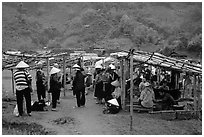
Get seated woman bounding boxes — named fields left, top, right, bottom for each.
left=155, top=90, right=177, bottom=110
left=159, top=80, right=169, bottom=90
left=139, top=82, right=155, bottom=108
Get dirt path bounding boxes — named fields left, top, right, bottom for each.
left=24, top=91, right=117, bottom=135
left=2, top=90, right=202, bottom=135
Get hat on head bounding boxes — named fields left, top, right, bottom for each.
left=73, top=64, right=80, bottom=68
left=109, top=64, right=116, bottom=70
left=53, top=63, right=59, bottom=68
left=49, top=67, right=61, bottom=75
left=87, top=71, right=92, bottom=75
left=16, top=61, right=29, bottom=68
left=108, top=98, right=119, bottom=106
left=111, top=80, right=120, bottom=87
left=95, top=65, right=103, bottom=69
left=144, top=82, right=151, bottom=87
left=37, top=61, right=43, bottom=68
left=144, top=64, right=148, bottom=67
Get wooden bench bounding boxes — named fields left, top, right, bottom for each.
left=126, top=103, right=153, bottom=113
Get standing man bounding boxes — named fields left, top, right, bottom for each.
left=48, top=67, right=61, bottom=111
left=72, top=64, right=86, bottom=108
left=14, top=61, right=32, bottom=116
left=36, top=62, right=46, bottom=102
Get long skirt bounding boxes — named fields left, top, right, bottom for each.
left=94, top=81, right=104, bottom=99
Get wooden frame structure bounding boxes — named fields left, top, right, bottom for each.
left=3, top=51, right=84, bottom=98
left=111, top=49, right=202, bottom=130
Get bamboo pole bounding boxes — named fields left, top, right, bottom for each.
left=193, top=74, right=197, bottom=116
left=63, top=55, right=66, bottom=96
left=47, top=58, right=50, bottom=101
left=175, top=73, right=178, bottom=89
left=11, top=69, right=15, bottom=94
left=157, top=67, right=160, bottom=83
left=123, top=59, right=127, bottom=109
left=63, top=56, right=66, bottom=96
left=197, top=76, right=201, bottom=115
left=130, top=49, right=134, bottom=131
left=120, top=59, right=124, bottom=109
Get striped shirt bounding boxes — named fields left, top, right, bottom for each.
left=14, top=69, right=32, bottom=91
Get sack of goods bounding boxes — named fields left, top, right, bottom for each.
left=31, top=100, right=47, bottom=111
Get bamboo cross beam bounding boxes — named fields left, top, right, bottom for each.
left=120, top=50, right=202, bottom=71
left=3, top=52, right=68, bottom=58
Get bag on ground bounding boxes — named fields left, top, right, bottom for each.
left=13, top=104, right=19, bottom=116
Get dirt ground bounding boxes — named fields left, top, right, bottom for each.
left=2, top=90, right=202, bottom=135
left=2, top=70, right=202, bottom=135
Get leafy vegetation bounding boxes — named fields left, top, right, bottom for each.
left=2, top=2, right=202, bottom=59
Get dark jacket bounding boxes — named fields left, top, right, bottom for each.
left=49, top=74, right=61, bottom=93
left=72, top=71, right=85, bottom=91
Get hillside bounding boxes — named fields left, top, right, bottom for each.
left=2, top=2, right=202, bottom=59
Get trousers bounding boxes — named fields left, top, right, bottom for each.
left=16, top=87, right=31, bottom=115
left=52, top=90, right=60, bottom=108
left=75, top=88, right=85, bottom=107
left=36, top=81, right=46, bottom=101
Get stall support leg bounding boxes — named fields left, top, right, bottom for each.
left=193, top=74, right=197, bottom=117
left=130, top=49, right=134, bottom=131
left=63, top=56, right=66, bottom=96
left=11, top=69, right=15, bottom=95
left=47, top=58, right=50, bottom=102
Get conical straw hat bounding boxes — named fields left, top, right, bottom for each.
left=49, top=67, right=61, bottom=75
left=95, top=65, right=102, bottom=69
left=108, top=98, right=119, bottom=106
left=15, top=61, right=29, bottom=68
left=109, top=64, right=116, bottom=70
left=144, top=82, right=151, bottom=87
left=111, top=80, right=120, bottom=87
left=73, top=64, right=80, bottom=68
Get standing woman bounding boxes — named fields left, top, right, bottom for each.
left=14, top=61, right=32, bottom=116
left=72, top=64, right=86, bottom=108
left=48, top=67, right=61, bottom=111
left=36, top=62, right=46, bottom=102
left=94, top=66, right=104, bottom=104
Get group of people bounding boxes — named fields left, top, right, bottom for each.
left=130, top=65, right=177, bottom=110
left=13, top=61, right=64, bottom=116
left=93, top=64, right=122, bottom=113
left=13, top=60, right=92, bottom=116
left=13, top=59, right=177, bottom=117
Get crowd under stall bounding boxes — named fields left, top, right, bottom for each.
left=110, top=50, right=202, bottom=119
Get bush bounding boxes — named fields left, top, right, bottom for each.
left=187, top=34, right=202, bottom=52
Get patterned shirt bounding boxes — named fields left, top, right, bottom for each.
left=14, top=69, right=32, bottom=91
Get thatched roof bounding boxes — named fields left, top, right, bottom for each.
left=110, top=51, right=202, bottom=74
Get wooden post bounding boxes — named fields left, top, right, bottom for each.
left=81, top=56, right=84, bottom=68
left=120, top=59, right=124, bottom=109
left=175, top=72, right=178, bottom=89
left=193, top=74, right=197, bottom=116
left=123, top=59, right=127, bottom=109
left=157, top=67, right=160, bottom=83
left=63, top=55, right=66, bottom=96
left=130, top=49, right=134, bottom=131
left=11, top=69, right=15, bottom=94
left=197, top=75, right=201, bottom=117
left=47, top=58, right=50, bottom=101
